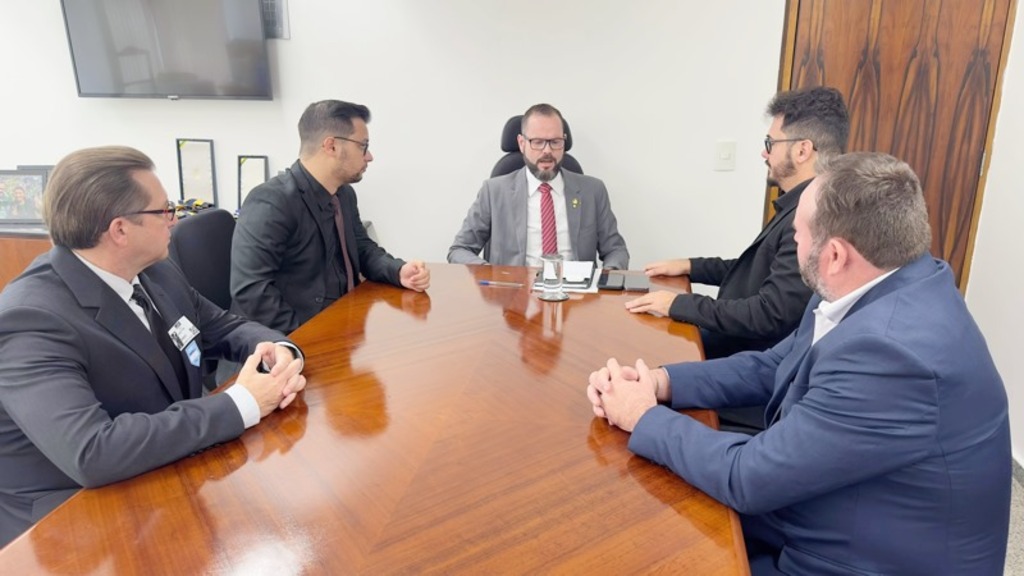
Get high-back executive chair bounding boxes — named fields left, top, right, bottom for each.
left=168, top=208, right=236, bottom=389
left=491, top=114, right=583, bottom=178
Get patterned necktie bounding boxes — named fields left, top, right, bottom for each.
left=539, top=182, right=558, bottom=255
left=131, top=283, right=189, bottom=398
left=330, top=194, right=356, bottom=293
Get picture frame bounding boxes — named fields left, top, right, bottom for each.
left=0, top=168, right=49, bottom=225
left=176, top=138, right=217, bottom=205
left=237, top=155, right=269, bottom=207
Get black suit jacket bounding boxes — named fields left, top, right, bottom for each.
left=231, top=161, right=405, bottom=333
left=0, top=247, right=290, bottom=546
left=669, top=179, right=814, bottom=358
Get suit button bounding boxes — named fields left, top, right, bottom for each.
left=314, top=297, right=323, bottom=303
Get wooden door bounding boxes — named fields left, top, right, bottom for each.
left=778, top=0, right=1017, bottom=289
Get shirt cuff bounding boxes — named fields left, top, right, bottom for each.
left=276, top=341, right=304, bottom=370
left=224, top=384, right=260, bottom=429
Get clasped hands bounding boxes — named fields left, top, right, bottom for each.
left=237, top=342, right=307, bottom=418
left=587, top=358, right=671, bottom=432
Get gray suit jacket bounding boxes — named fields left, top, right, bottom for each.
left=0, top=247, right=290, bottom=546
left=447, top=167, right=629, bottom=269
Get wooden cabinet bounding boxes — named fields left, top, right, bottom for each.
left=0, top=233, right=52, bottom=290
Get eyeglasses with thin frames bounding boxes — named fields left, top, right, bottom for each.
left=333, top=135, right=370, bottom=155
left=122, top=201, right=177, bottom=221
left=764, top=135, right=816, bottom=154
left=522, top=136, right=566, bottom=151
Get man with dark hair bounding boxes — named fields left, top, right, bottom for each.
left=448, top=103, right=629, bottom=269
left=232, top=99, right=430, bottom=333
left=627, top=86, right=848, bottom=432
left=587, top=153, right=1011, bottom=575
left=628, top=86, right=849, bottom=359
left=0, top=146, right=307, bottom=546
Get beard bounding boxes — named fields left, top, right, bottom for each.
left=799, top=241, right=835, bottom=301
left=766, top=154, right=797, bottom=188
left=524, top=154, right=561, bottom=182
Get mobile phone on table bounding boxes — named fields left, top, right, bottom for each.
left=623, top=275, right=650, bottom=293
left=598, top=271, right=625, bottom=290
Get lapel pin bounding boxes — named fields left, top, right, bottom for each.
left=571, top=198, right=580, bottom=209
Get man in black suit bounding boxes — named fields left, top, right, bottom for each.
left=627, top=87, right=849, bottom=361
left=0, top=146, right=306, bottom=546
left=231, top=100, right=430, bottom=333
left=626, top=87, right=848, bottom=432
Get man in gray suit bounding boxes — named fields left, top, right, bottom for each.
left=0, top=146, right=307, bottom=547
left=448, top=104, right=629, bottom=269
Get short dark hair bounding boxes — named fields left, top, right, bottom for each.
left=812, top=152, right=932, bottom=269
left=767, top=86, right=850, bottom=162
left=298, top=100, right=371, bottom=156
left=521, top=103, right=564, bottom=133
left=44, top=146, right=154, bottom=249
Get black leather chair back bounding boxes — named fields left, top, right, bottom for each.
left=491, top=115, right=583, bottom=177
left=168, top=209, right=235, bottom=310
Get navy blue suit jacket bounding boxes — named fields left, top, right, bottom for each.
left=630, top=255, right=1011, bottom=575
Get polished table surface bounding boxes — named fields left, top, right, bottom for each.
left=0, top=264, right=748, bottom=575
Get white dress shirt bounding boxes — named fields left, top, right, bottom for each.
left=811, top=268, right=899, bottom=345
left=524, top=170, right=573, bottom=267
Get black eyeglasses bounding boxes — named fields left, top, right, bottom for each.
left=333, top=135, right=370, bottom=155
left=522, top=136, right=566, bottom=151
left=122, top=201, right=177, bottom=221
left=764, top=135, right=815, bottom=154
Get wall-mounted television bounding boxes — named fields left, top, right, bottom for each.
left=60, top=0, right=271, bottom=100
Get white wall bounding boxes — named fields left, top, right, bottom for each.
left=0, top=0, right=785, bottom=268
left=0, top=1, right=1019, bottom=465
left=966, top=12, right=1024, bottom=467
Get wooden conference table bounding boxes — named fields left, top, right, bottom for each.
left=0, top=264, right=749, bottom=575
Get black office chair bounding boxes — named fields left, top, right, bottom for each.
left=168, top=208, right=235, bottom=310
left=491, top=115, right=584, bottom=177
left=168, top=209, right=235, bottom=389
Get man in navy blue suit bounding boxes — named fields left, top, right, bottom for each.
left=587, top=152, right=1011, bottom=575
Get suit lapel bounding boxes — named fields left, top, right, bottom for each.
left=51, top=248, right=184, bottom=402
left=562, top=171, right=582, bottom=259
left=512, top=169, right=529, bottom=265
left=764, top=298, right=818, bottom=426
left=140, top=274, right=199, bottom=399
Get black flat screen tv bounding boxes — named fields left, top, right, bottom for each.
left=60, top=0, right=271, bottom=100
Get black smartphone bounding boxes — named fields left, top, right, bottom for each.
left=598, top=271, right=625, bottom=290
left=623, top=275, right=650, bottom=293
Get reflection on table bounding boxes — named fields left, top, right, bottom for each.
left=0, top=264, right=747, bottom=574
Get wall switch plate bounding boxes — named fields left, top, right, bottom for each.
left=714, top=140, right=736, bottom=171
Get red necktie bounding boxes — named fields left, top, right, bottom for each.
left=539, top=182, right=557, bottom=255
left=330, top=195, right=356, bottom=293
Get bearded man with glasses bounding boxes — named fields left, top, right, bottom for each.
left=448, top=103, right=629, bottom=269
left=625, top=86, right=849, bottom=433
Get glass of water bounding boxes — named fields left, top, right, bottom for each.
left=538, top=253, right=568, bottom=301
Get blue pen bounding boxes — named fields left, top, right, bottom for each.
left=479, top=280, right=523, bottom=288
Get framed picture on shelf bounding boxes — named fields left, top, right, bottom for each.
left=0, top=167, right=49, bottom=224
left=176, top=138, right=217, bottom=205
left=237, top=155, right=268, bottom=207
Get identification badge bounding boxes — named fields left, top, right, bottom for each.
left=168, top=316, right=200, bottom=350
left=185, top=340, right=202, bottom=367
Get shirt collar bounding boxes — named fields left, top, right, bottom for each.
left=72, top=251, right=139, bottom=304
left=293, top=160, right=335, bottom=209
left=525, top=168, right=564, bottom=197
left=816, top=267, right=900, bottom=326
left=772, top=177, right=814, bottom=213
